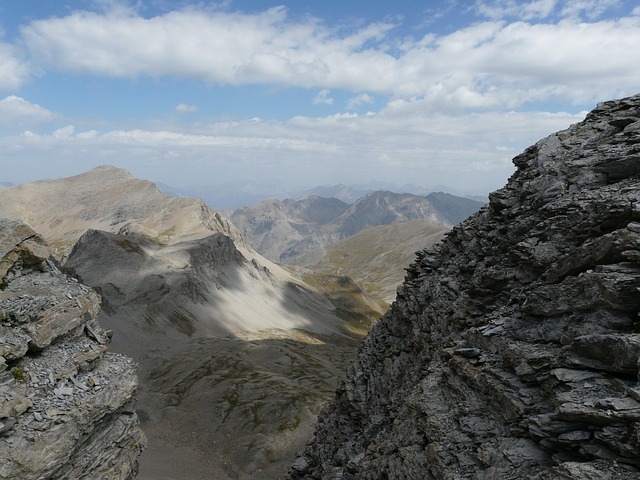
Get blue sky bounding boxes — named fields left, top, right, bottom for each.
left=1, top=0, right=639, bottom=196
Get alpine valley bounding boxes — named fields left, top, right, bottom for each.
left=2, top=94, right=639, bottom=480
left=0, top=165, right=477, bottom=478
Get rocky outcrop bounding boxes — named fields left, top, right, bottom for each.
left=0, top=219, right=145, bottom=479
left=291, top=95, right=640, bottom=479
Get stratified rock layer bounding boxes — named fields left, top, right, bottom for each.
left=291, top=95, right=640, bottom=479
left=0, top=219, right=145, bottom=479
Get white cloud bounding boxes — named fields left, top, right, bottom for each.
left=21, top=6, right=396, bottom=89
left=53, top=125, right=75, bottom=138
left=560, top=0, right=621, bottom=20
left=313, top=89, right=334, bottom=105
left=76, top=129, right=98, bottom=139
left=347, top=93, right=374, bottom=109
left=0, top=43, right=29, bottom=90
left=475, top=0, right=560, bottom=20
left=0, top=96, right=56, bottom=130
left=176, top=103, right=198, bottom=113
left=17, top=5, right=640, bottom=112
left=0, top=106, right=584, bottom=194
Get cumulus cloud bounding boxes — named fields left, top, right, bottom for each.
left=347, top=93, right=374, bottom=109
left=0, top=96, right=56, bottom=130
left=176, top=103, right=198, bottom=113
left=16, top=5, right=640, bottom=112
left=391, top=18, right=640, bottom=108
left=313, top=89, right=334, bottom=105
left=53, top=125, right=75, bottom=138
left=21, top=6, right=395, bottom=89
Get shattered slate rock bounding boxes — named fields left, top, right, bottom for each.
left=0, top=219, right=145, bottom=479
left=290, top=95, right=640, bottom=479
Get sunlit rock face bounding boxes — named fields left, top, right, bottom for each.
left=291, top=95, right=640, bottom=479
left=0, top=219, right=146, bottom=480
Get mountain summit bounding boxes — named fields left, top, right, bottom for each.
left=291, top=96, right=640, bottom=479
left=0, top=165, right=248, bottom=260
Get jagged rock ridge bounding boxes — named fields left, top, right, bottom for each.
left=0, top=165, right=249, bottom=261
left=291, top=95, right=640, bottom=479
left=231, top=190, right=483, bottom=266
left=0, top=219, right=145, bottom=479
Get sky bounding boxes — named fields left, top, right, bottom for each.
left=0, top=0, right=639, bottom=197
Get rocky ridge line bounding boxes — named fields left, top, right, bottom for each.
left=0, top=219, right=145, bottom=479
left=290, top=94, right=640, bottom=479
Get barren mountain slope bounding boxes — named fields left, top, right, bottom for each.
left=0, top=165, right=251, bottom=261
left=330, top=190, right=452, bottom=238
left=65, top=228, right=364, bottom=338
left=0, top=166, right=385, bottom=479
left=230, top=196, right=349, bottom=265
left=312, top=220, right=449, bottom=304
left=424, top=191, right=486, bottom=224
left=232, top=190, right=483, bottom=267
left=291, top=95, right=640, bottom=479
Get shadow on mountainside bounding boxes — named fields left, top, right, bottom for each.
left=64, top=228, right=368, bottom=339
left=62, top=227, right=384, bottom=479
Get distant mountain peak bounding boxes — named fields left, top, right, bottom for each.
left=231, top=189, right=483, bottom=267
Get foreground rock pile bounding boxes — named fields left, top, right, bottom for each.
left=0, top=220, right=145, bottom=479
left=291, top=95, right=640, bottom=479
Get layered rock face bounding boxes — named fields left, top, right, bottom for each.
left=291, top=95, right=640, bottom=479
left=0, top=220, right=145, bottom=479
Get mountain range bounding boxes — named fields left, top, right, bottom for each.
left=2, top=93, right=639, bottom=480
left=230, top=190, right=484, bottom=266
left=158, top=179, right=487, bottom=211
left=0, top=166, right=385, bottom=478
